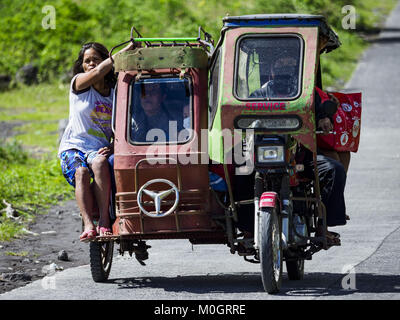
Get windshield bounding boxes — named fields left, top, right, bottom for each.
left=130, top=77, right=192, bottom=144
left=236, top=36, right=302, bottom=100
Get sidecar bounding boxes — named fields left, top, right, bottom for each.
left=87, top=29, right=231, bottom=282
left=87, top=14, right=344, bottom=294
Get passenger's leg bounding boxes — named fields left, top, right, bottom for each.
left=319, top=148, right=340, bottom=162
left=107, top=154, right=116, bottom=224
left=337, top=151, right=351, bottom=220
left=320, top=148, right=351, bottom=174
left=338, top=151, right=351, bottom=173
left=74, top=167, right=96, bottom=234
left=90, top=155, right=112, bottom=236
left=316, top=154, right=347, bottom=227
left=61, top=150, right=97, bottom=238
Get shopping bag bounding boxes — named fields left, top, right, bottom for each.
left=316, top=87, right=362, bottom=153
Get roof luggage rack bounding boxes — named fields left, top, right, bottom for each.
left=110, top=26, right=214, bottom=61
left=111, top=26, right=214, bottom=72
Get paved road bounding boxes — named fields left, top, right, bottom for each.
left=1, top=3, right=400, bottom=302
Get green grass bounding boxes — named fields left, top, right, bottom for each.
left=16, top=122, right=60, bottom=151
left=4, top=250, right=29, bottom=257
left=0, top=83, right=69, bottom=121
left=1, top=0, right=397, bottom=82
left=0, top=84, right=73, bottom=241
left=0, top=220, right=24, bottom=242
left=0, top=82, right=69, bottom=151
left=0, top=139, right=74, bottom=241
left=320, top=0, right=398, bottom=88
left=321, top=32, right=368, bottom=89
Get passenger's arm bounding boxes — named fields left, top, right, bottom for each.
left=97, top=146, right=112, bottom=158
left=315, top=91, right=338, bottom=123
left=318, top=117, right=333, bottom=134
left=74, top=43, right=135, bottom=91
left=315, top=89, right=336, bottom=134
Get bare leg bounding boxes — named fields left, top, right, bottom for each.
left=90, top=155, right=112, bottom=236
left=74, top=167, right=96, bottom=233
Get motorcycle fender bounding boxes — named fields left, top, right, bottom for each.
left=259, top=192, right=279, bottom=209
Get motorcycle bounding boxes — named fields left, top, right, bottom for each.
left=86, top=15, right=343, bottom=294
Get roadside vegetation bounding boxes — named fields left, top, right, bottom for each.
left=0, top=0, right=397, bottom=241
left=0, top=83, right=72, bottom=241
left=0, top=139, right=72, bottom=241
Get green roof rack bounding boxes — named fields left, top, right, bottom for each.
left=111, top=26, right=213, bottom=71
left=110, top=26, right=214, bottom=60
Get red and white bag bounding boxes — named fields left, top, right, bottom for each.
left=316, top=87, right=362, bottom=153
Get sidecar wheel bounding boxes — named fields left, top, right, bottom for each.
left=89, top=240, right=114, bottom=282
left=259, top=206, right=282, bottom=293
left=286, top=259, right=304, bottom=280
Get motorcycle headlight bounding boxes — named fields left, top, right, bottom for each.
left=257, top=145, right=284, bottom=163
left=235, top=116, right=301, bottom=131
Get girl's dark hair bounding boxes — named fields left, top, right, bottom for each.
left=73, top=42, right=116, bottom=88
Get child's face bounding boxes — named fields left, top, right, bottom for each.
left=82, top=48, right=103, bottom=73
left=142, top=91, right=163, bottom=117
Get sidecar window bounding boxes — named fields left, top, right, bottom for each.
left=129, top=77, right=192, bottom=144
left=235, top=35, right=302, bottom=100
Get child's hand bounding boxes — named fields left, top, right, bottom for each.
left=97, top=146, right=112, bottom=157
left=318, top=117, right=333, bottom=134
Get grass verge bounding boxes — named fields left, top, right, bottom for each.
left=0, top=84, right=74, bottom=241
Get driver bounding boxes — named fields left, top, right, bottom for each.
left=250, top=56, right=299, bottom=98
left=240, top=53, right=347, bottom=246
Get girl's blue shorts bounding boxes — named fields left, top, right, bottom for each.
left=60, top=149, right=94, bottom=187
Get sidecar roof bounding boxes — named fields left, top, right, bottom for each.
left=222, top=14, right=340, bottom=53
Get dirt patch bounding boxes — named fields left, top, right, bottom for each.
left=0, top=115, right=89, bottom=294
left=0, top=199, right=90, bottom=294
left=0, top=121, right=25, bottom=140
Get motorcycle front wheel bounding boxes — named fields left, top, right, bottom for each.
left=259, top=206, right=282, bottom=293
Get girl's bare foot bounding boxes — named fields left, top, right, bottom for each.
left=97, top=226, right=113, bottom=236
